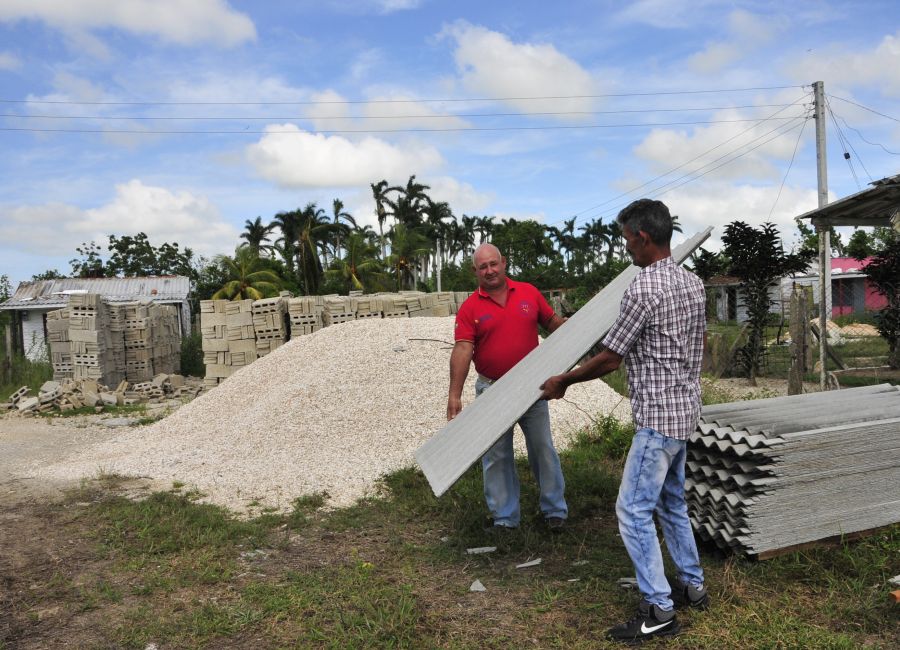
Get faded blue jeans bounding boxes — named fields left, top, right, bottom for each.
left=616, top=427, right=704, bottom=609
left=476, top=377, right=568, bottom=527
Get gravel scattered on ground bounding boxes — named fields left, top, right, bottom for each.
left=37, top=317, right=631, bottom=513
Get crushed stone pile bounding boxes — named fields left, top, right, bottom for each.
left=39, top=317, right=631, bottom=512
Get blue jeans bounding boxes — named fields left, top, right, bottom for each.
left=476, top=377, right=568, bottom=527
left=616, top=427, right=704, bottom=609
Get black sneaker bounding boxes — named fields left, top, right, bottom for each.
left=667, top=575, right=710, bottom=611
left=606, top=600, right=680, bottom=645
left=545, top=516, right=565, bottom=532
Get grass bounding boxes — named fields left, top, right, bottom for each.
left=3, top=413, right=897, bottom=649
left=0, top=354, right=52, bottom=402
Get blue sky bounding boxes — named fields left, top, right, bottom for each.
left=1, top=0, right=899, bottom=286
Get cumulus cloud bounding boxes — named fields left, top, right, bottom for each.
left=442, top=22, right=598, bottom=114
left=245, top=124, right=443, bottom=188
left=785, top=30, right=900, bottom=96
left=0, top=0, right=255, bottom=47
left=632, top=103, right=810, bottom=182
left=663, top=183, right=820, bottom=252
left=0, top=180, right=238, bottom=259
left=613, top=0, right=719, bottom=29
left=0, top=51, right=21, bottom=70
left=687, top=9, right=784, bottom=74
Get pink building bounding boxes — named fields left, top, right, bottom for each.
left=830, top=257, right=888, bottom=317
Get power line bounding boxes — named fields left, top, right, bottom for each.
left=834, top=115, right=900, bottom=156
left=825, top=97, right=867, bottom=188
left=0, top=103, right=799, bottom=121
left=0, top=116, right=806, bottom=135
left=572, top=94, right=813, bottom=217
left=0, top=85, right=805, bottom=106
left=768, top=117, right=808, bottom=219
left=827, top=94, right=900, bottom=123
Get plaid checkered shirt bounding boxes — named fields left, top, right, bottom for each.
left=602, top=256, right=706, bottom=440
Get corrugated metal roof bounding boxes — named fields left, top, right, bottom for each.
left=795, top=172, right=900, bottom=228
left=0, top=276, right=191, bottom=310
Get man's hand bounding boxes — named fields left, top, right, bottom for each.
left=539, top=375, right=568, bottom=400
left=447, top=395, right=463, bottom=420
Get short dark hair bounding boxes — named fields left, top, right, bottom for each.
left=616, top=199, right=673, bottom=245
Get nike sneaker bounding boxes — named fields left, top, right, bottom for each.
left=606, top=599, right=680, bottom=644
left=668, top=575, right=710, bottom=610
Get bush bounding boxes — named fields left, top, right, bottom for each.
left=180, top=331, right=204, bottom=378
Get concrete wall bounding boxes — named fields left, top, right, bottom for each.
left=20, top=309, right=48, bottom=361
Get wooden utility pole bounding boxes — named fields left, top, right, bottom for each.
left=813, top=80, right=830, bottom=391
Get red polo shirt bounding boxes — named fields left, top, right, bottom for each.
left=454, top=279, right=555, bottom=380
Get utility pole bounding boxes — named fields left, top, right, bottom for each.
left=436, top=239, right=442, bottom=292
left=813, top=80, right=830, bottom=391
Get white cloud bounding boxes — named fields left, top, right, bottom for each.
left=0, top=51, right=21, bottom=70
left=687, top=9, right=783, bottom=74
left=0, top=0, right=255, bottom=47
left=785, top=30, right=900, bottom=96
left=663, top=183, right=820, bottom=252
left=0, top=180, right=238, bottom=259
left=245, top=124, right=443, bottom=188
left=426, top=176, right=493, bottom=214
left=443, top=22, right=598, bottom=114
left=376, top=0, right=422, bottom=12
left=632, top=104, right=810, bottom=182
left=613, top=0, right=719, bottom=29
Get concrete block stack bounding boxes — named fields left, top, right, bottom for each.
left=287, top=296, right=323, bottom=336
left=379, top=295, right=409, bottom=319
left=200, top=299, right=230, bottom=388
left=433, top=292, right=455, bottom=317
left=252, top=297, right=288, bottom=357
left=47, top=308, right=73, bottom=380
left=150, top=304, right=181, bottom=376
left=122, top=302, right=155, bottom=382
left=354, top=295, right=383, bottom=320
left=68, top=293, right=121, bottom=386
left=404, top=292, right=439, bottom=317
left=323, top=296, right=356, bottom=326
left=455, top=291, right=471, bottom=307
left=225, top=299, right=257, bottom=368
left=106, top=304, right=128, bottom=382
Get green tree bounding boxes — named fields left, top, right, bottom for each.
left=371, top=180, right=397, bottom=259
left=861, top=233, right=900, bottom=369
left=31, top=269, right=66, bottom=281
left=70, top=241, right=106, bottom=277
left=240, top=216, right=275, bottom=256
left=326, top=231, right=385, bottom=292
left=211, top=247, right=281, bottom=300
left=690, top=248, right=729, bottom=282
left=794, top=219, right=844, bottom=256
left=722, top=221, right=815, bottom=384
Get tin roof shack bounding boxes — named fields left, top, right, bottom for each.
left=0, top=276, right=190, bottom=361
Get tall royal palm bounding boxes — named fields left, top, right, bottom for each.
left=296, top=202, right=333, bottom=295
left=371, top=180, right=397, bottom=260
left=272, top=209, right=300, bottom=280
left=326, top=231, right=384, bottom=292
left=240, top=216, right=276, bottom=256
left=331, top=198, right=356, bottom=263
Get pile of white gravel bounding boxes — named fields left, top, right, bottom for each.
left=39, top=317, right=631, bottom=513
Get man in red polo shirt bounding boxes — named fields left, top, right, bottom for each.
left=447, top=243, right=568, bottom=530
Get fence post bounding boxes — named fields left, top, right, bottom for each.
left=788, top=286, right=807, bottom=395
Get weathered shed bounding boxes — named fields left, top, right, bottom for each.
left=0, top=276, right=191, bottom=360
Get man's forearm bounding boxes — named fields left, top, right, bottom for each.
left=448, top=344, right=472, bottom=398
left=560, top=349, right=622, bottom=387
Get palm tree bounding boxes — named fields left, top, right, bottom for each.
left=212, top=247, right=281, bottom=300
left=296, top=202, right=333, bottom=295
left=331, top=198, right=356, bottom=262
left=387, top=223, right=432, bottom=290
left=326, top=231, right=385, bottom=291
left=371, top=180, right=397, bottom=259
left=239, top=216, right=276, bottom=256
left=272, top=209, right=300, bottom=280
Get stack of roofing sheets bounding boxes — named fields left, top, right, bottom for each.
left=687, top=384, right=900, bottom=558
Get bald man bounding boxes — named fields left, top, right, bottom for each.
left=448, top=243, right=568, bottom=531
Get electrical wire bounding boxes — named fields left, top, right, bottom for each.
left=768, top=117, right=808, bottom=220
left=0, top=85, right=805, bottom=106
left=827, top=94, right=900, bottom=123
left=834, top=115, right=900, bottom=156
left=571, top=93, right=813, bottom=218
left=0, top=116, right=807, bottom=135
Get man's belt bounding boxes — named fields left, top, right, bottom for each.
left=477, top=374, right=496, bottom=385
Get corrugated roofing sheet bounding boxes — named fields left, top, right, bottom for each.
left=688, top=385, right=900, bottom=558
left=0, top=276, right=190, bottom=310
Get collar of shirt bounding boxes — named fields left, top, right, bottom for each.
left=476, top=278, right=517, bottom=302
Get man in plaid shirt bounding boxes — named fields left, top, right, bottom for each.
left=540, top=199, right=708, bottom=644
